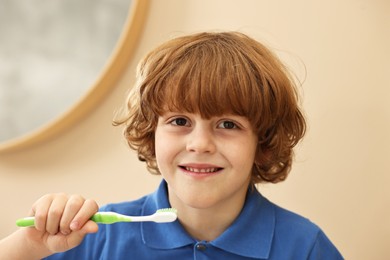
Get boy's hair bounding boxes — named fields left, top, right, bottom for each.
left=114, top=31, right=306, bottom=184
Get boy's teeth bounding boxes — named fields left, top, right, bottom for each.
left=185, top=167, right=218, bottom=173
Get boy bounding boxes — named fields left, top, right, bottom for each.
left=0, top=32, right=343, bottom=259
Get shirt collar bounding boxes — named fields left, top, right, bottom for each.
left=141, top=181, right=275, bottom=259
left=210, top=186, right=275, bottom=259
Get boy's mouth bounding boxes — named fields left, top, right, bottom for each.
left=179, top=165, right=223, bottom=174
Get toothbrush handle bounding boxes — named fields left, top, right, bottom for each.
left=15, top=214, right=111, bottom=227
left=16, top=213, right=124, bottom=227
left=16, top=217, right=35, bottom=227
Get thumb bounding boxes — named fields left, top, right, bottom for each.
left=66, top=221, right=98, bottom=249
left=79, top=220, right=99, bottom=234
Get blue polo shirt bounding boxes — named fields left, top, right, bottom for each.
left=46, top=181, right=343, bottom=259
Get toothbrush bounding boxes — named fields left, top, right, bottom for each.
left=16, top=208, right=177, bottom=227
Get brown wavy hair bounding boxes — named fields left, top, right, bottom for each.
left=113, top=31, right=306, bottom=184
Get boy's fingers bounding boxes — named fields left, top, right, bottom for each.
left=59, top=195, right=85, bottom=235
left=31, top=194, right=60, bottom=233
left=45, top=194, right=68, bottom=235
left=26, top=192, right=98, bottom=252
left=70, top=199, right=99, bottom=231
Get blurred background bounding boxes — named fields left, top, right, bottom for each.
left=0, top=0, right=389, bottom=259
left=0, top=0, right=131, bottom=142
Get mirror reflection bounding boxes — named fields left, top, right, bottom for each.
left=0, top=0, right=131, bottom=142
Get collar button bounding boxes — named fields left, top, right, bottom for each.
left=195, top=243, right=207, bottom=251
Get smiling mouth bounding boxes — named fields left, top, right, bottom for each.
left=179, top=166, right=223, bottom=173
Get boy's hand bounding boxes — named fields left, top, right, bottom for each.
left=24, top=193, right=99, bottom=255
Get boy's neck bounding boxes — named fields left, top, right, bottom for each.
left=179, top=208, right=239, bottom=242
left=168, top=187, right=248, bottom=242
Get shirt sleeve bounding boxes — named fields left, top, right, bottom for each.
left=308, top=230, right=344, bottom=260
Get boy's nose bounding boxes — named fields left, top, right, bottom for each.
left=186, top=126, right=216, bottom=154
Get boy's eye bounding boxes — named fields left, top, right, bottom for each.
left=218, top=121, right=237, bottom=129
left=170, top=117, right=189, bottom=126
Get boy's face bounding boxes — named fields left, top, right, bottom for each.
left=155, top=112, right=258, bottom=212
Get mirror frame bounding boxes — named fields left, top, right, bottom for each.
left=0, top=0, right=149, bottom=153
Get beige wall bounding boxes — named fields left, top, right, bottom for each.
left=1, top=0, right=389, bottom=259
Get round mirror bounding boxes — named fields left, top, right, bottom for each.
left=0, top=0, right=148, bottom=153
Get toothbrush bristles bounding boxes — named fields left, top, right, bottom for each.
left=156, top=208, right=177, bottom=214
left=154, top=208, right=178, bottom=223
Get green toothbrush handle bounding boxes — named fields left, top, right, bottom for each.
left=15, top=214, right=114, bottom=227
left=15, top=214, right=120, bottom=227
left=16, top=217, right=35, bottom=227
